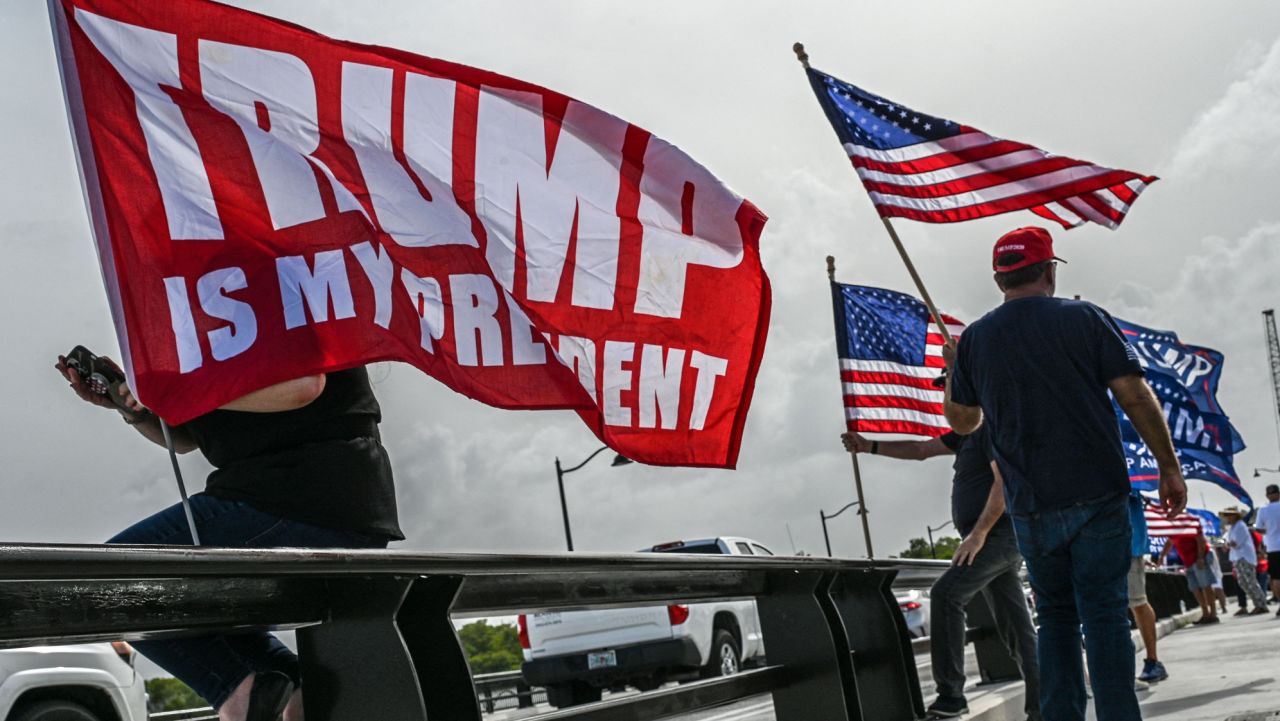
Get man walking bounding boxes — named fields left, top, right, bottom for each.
left=843, top=419, right=1040, bottom=719
left=1254, top=483, right=1280, bottom=613
left=1222, top=506, right=1270, bottom=615
left=943, top=226, right=1186, bottom=721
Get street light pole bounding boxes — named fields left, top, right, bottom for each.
left=555, top=457, right=574, bottom=552
left=820, top=501, right=863, bottom=558
left=926, top=520, right=954, bottom=559
left=555, top=446, right=632, bottom=552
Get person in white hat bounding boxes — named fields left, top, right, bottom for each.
left=1221, top=506, right=1270, bottom=615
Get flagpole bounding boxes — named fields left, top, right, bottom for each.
left=880, top=217, right=954, bottom=346
left=795, top=42, right=954, bottom=347
left=829, top=255, right=875, bottom=559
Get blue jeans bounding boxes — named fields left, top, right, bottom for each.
left=1011, top=493, right=1140, bottom=721
left=108, top=494, right=388, bottom=708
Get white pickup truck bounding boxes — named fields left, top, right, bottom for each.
left=519, top=537, right=773, bottom=708
left=0, top=643, right=148, bottom=721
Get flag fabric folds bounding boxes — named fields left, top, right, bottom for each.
left=831, top=282, right=963, bottom=437
left=804, top=67, right=1156, bottom=230
left=48, top=0, right=770, bottom=468
left=1143, top=502, right=1205, bottom=538
left=1116, top=319, right=1251, bottom=507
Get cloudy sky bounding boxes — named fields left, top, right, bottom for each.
left=5, top=1, right=1280, bottom=560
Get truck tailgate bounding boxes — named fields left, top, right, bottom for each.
left=527, top=606, right=673, bottom=658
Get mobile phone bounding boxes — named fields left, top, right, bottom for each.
left=64, top=345, right=129, bottom=411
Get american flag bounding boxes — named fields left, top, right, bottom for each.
left=832, top=282, right=964, bottom=437
left=1144, top=503, right=1204, bottom=538
left=805, top=67, right=1157, bottom=230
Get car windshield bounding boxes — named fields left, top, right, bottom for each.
left=649, top=542, right=724, bottom=554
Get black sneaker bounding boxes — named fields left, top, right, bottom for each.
left=927, top=695, right=969, bottom=718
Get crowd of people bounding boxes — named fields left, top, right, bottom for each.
left=842, top=226, right=1278, bottom=721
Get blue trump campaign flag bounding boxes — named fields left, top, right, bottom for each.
left=1119, top=320, right=1228, bottom=417
left=1116, top=318, right=1251, bottom=508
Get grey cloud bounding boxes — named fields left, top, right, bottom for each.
left=5, top=2, right=1280, bottom=560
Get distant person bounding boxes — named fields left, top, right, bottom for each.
left=1158, top=529, right=1218, bottom=624
left=943, top=226, right=1186, bottom=721
left=843, top=416, right=1040, bottom=720
left=1125, top=495, right=1167, bottom=684
left=58, top=356, right=402, bottom=721
left=1256, top=483, right=1280, bottom=613
left=1221, top=506, right=1269, bottom=615
left=1207, top=541, right=1230, bottom=614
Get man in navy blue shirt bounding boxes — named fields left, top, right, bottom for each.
left=944, top=227, right=1186, bottom=721
left=843, top=419, right=1040, bottom=720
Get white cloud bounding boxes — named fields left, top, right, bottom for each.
left=1171, top=35, right=1280, bottom=174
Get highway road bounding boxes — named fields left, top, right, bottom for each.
left=488, top=647, right=969, bottom=721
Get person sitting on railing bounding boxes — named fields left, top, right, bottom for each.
left=56, top=357, right=403, bottom=721
left=842, top=412, right=1041, bottom=721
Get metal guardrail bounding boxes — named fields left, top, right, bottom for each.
left=0, top=544, right=1192, bottom=721
left=0, top=544, right=948, bottom=721
left=148, top=670, right=534, bottom=719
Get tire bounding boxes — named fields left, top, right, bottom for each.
left=544, top=681, right=602, bottom=708
left=702, top=628, right=742, bottom=679
left=11, top=701, right=101, bottom=721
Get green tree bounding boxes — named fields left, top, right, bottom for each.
left=145, top=678, right=204, bottom=711
left=458, top=620, right=522, bottom=674
left=899, top=536, right=962, bottom=560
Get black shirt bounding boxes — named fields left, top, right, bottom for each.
left=182, top=367, right=403, bottom=540
left=951, top=297, right=1143, bottom=516
left=938, top=425, right=1007, bottom=536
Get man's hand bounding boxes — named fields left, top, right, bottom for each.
left=952, top=531, right=986, bottom=566
left=1159, top=467, right=1188, bottom=520
left=841, top=432, right=872, bottom=454
left=941, top=339, right=957, bottom=367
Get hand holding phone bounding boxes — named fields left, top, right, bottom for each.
left=58, top=346, right=137, bottom=414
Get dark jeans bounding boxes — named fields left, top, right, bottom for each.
left=1011, top=492, right=1139, bottom=721
left=930, top=523, right=1041, bottom=719
left=108, top=494, right=388, bottom=708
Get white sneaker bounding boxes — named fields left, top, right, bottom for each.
left=1134, top=679, right=1150, bottom=691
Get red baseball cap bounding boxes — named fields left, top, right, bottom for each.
left=992, top=227, right=1067, bottom=272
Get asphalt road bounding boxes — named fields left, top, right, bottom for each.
left=489, top=649, right=963, bottom=721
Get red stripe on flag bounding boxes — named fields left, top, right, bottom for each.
left=1029, top=204, right=1076, bottom=230
left=848, top=419, right=949, bottom=437
left=849, top=139, right=1037, bottom=175
left=869, top=170, right=1146, bottom=224
left=845, top=394, right=945, bottom=414
left=858, top=157, right=1093, bottom=200
left=843, top=370, right=941, bottom=389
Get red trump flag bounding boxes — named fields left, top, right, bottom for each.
left=48, top=0, right=770, bottom=467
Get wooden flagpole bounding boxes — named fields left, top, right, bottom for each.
left=796, top=42, right=955, bottom=347
left=829, top=255, right=875, bottom=559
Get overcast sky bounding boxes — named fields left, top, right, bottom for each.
left=5, top=1, right=1280, bottom=560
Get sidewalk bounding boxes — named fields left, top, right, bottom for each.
left=1130, top=610, right=1280, bottom=721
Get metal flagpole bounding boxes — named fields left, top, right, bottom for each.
left=828, top=255, right=875, bottom=559
left=159, top=419, right=201, bottom=546
left=794, top=42, right=955, bottom=346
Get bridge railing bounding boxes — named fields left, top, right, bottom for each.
left=10, top=544, right=1168, bottom=720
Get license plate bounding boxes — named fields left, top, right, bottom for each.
left=587, top=650, right=617, bottom=670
